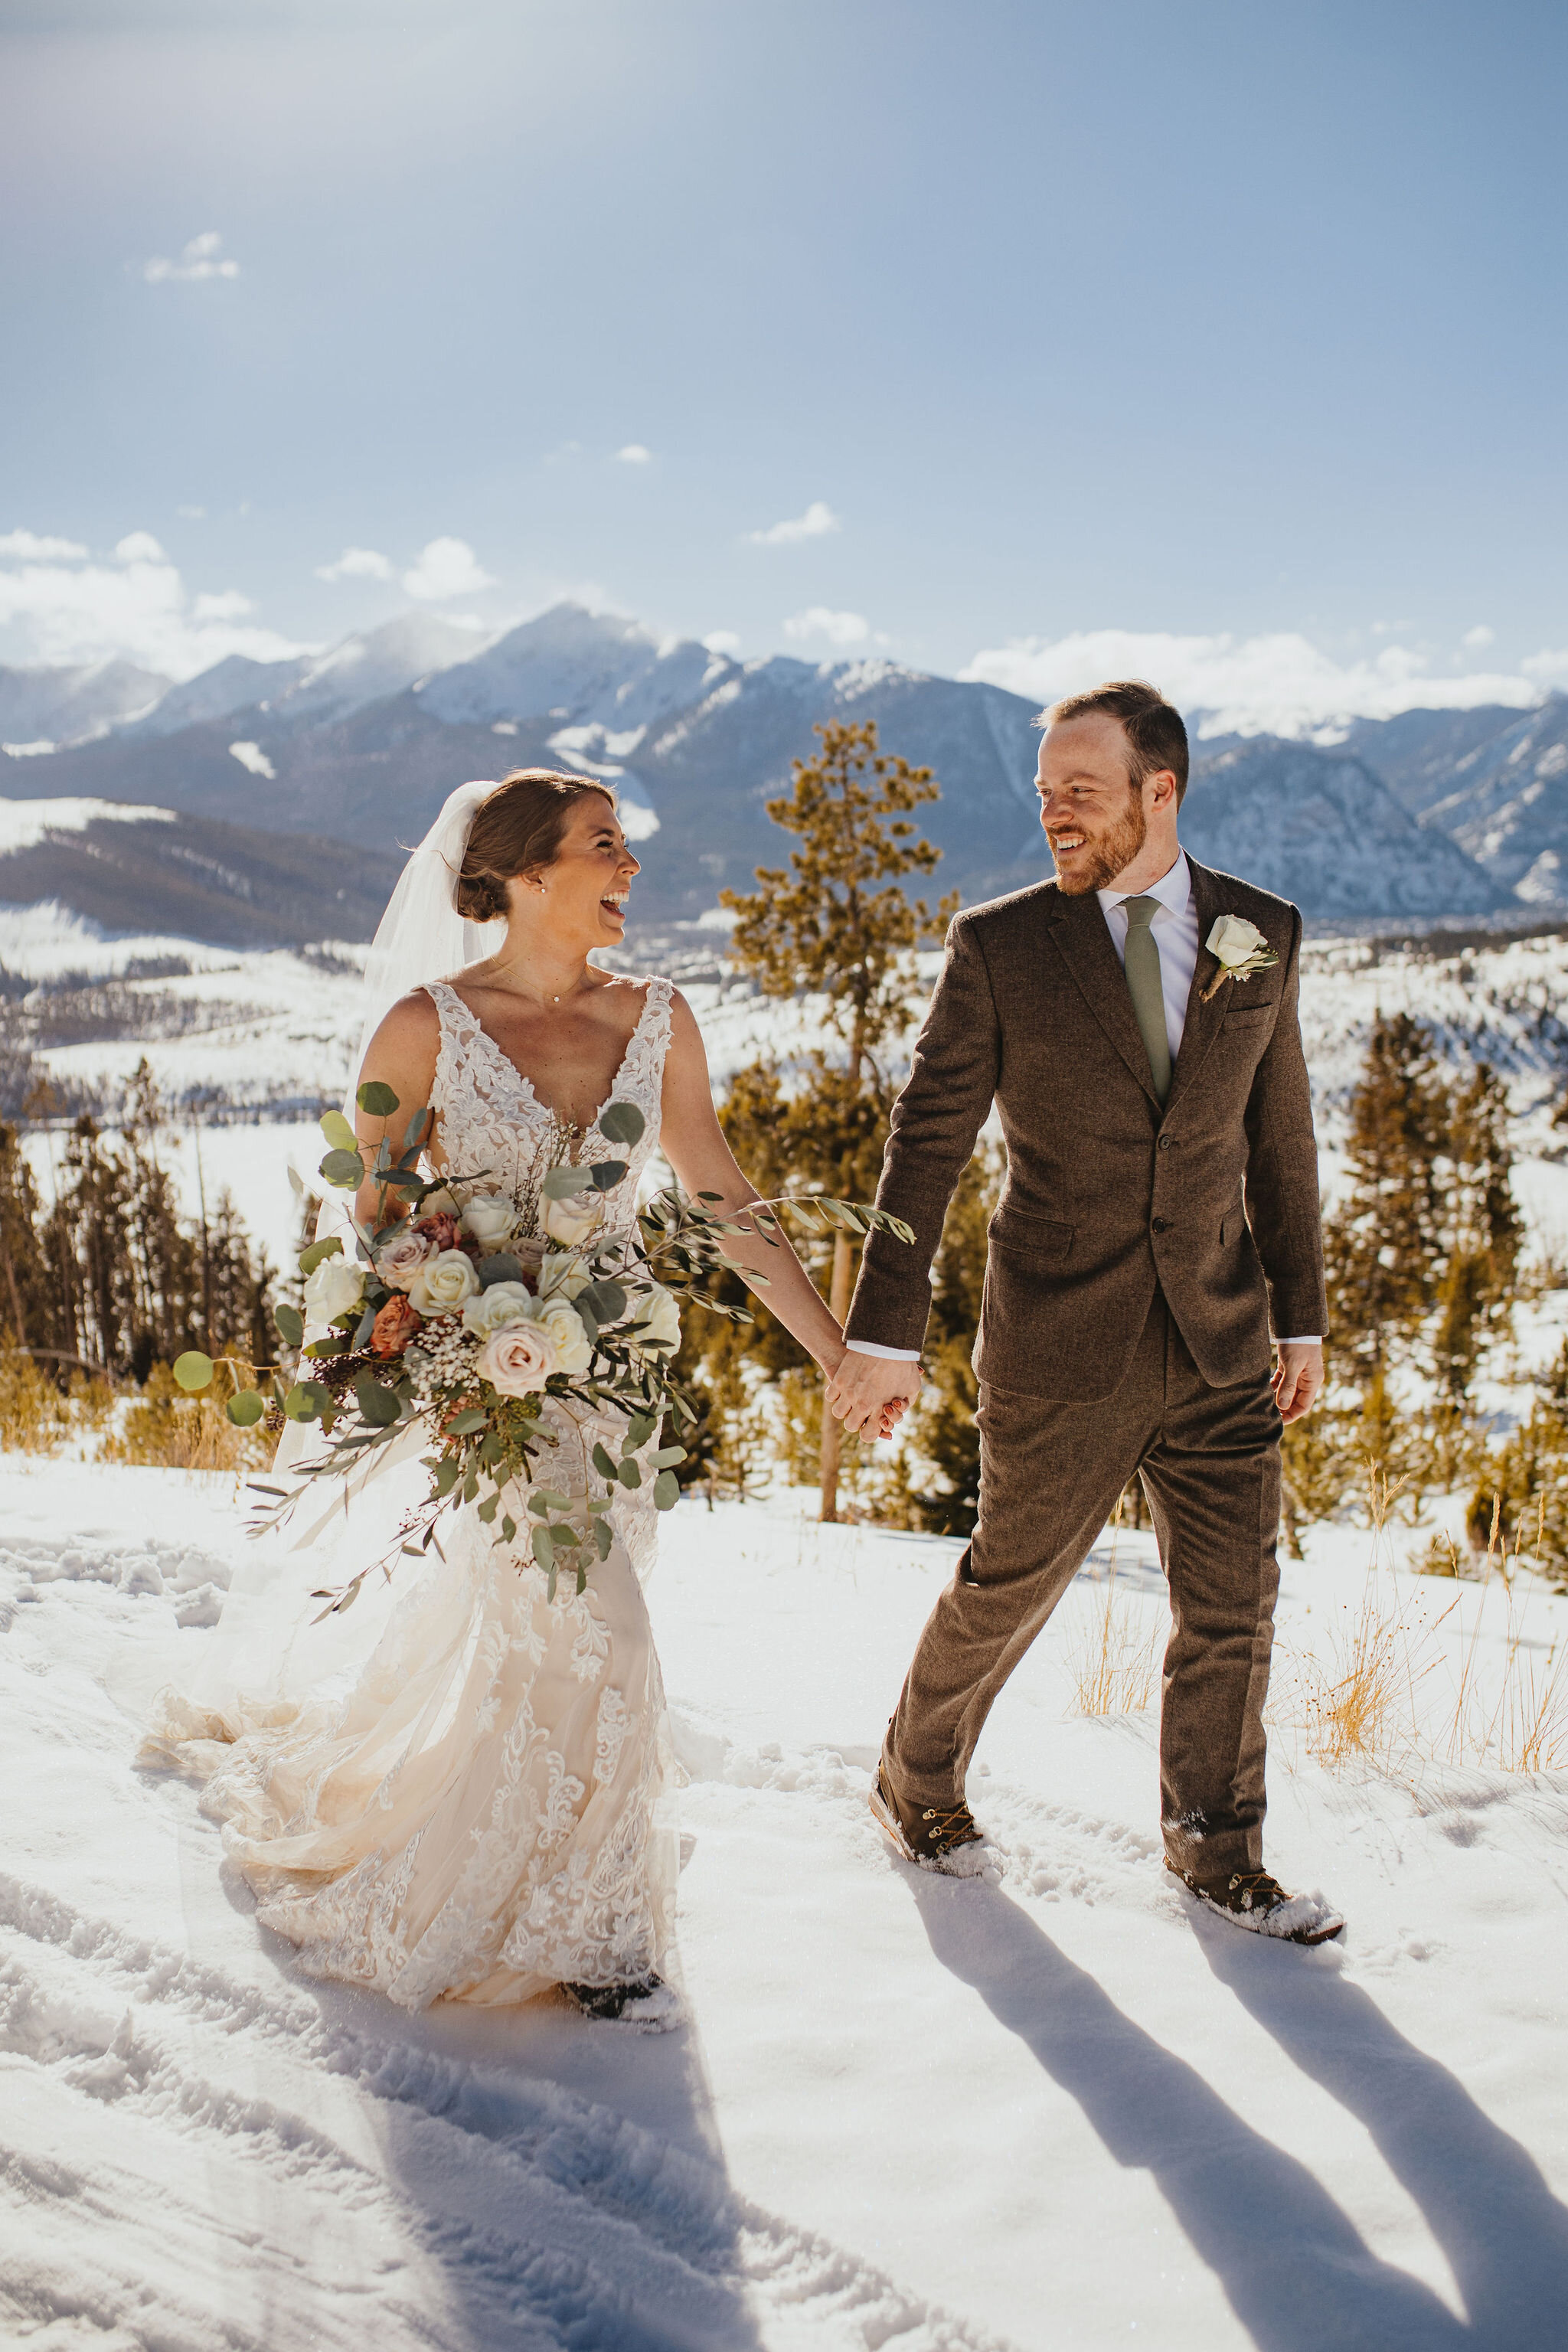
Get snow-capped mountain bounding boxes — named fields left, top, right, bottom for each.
left=0, top=658, right=173, bottom=752
left=1181, top=740, right=1507, bottom=916
left=3, top=603, right=1561, bottom=936
left=0, top=794, right=401, bottom=952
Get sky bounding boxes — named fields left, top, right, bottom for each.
left=2, top=0, right=1566, bottom=734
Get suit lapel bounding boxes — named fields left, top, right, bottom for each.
left=1044, top=886, right=1161, bottom=1109
left=1165, top=855, right=1230, bottom=1113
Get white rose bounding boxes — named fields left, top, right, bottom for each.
left=537, top=1250, right=593, bottom=1301
left=374, top=1228, right=436, bottom=1290
left=462, top=1279, right=534, bottom=1337
left=460, top=1193, right=517, bottom=1250
left=475, top=1318, right=558, bottom=1396
left=1207, top=913, right=1267, bottom=968
left=628, top=1282, right=681, bottom=1356
left=406, top=1249, right=480, bottom=1316
left=304, top=1256, right=368, bottom=1323
left=542, top=1184, right=606, bottom=1248
left=531, top=1295, right=594, bottom=1376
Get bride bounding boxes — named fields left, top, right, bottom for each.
left=144, top=770, right=848, bottom=2024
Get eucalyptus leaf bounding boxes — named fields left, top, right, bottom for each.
left=298, top=1236, right=343, bottom=1276
left=652, top=1470, right=680, bottom=1511
left=226, top=1390, right=266, bottom=1427
left=402, top=1106, right=430, bottom=1152
left=617, top=1459, right=642, bottom=1490
left=581, top=1281, right=627, bottom=1325
left=446, top=1407, right=487, bottom=1435
left=320, top=1148, right=366, bottom=1190
left=354, top=1377, right=403, bottom=1427
left=597, top=1100, right=645, bottom=1147
left=353, top=1304, right=377, bottom=1349
left=650, top=1445, right=687, bottom=1468
left=532, top=1524, right=555, bottom=1570
left=433, top=1455, right=461, bottom=1496
left=591, top=1441, right=618, bottom=1481
left=357, top=1079, right=400, bottom=1119
left=319, top=1108, right=357, bottom=1153
left=476, top=1253, right=526, bottom=1289
left=172, top=1350, right=214, bottom=1393
left=476, top=1492, right=499, bottom=1524
left=594, top=1518, right=614, bottom=1560
left=587, top=1158, right=627, bottom=1192
left=541, top=1165, right=591, bottom=1201
left=626, top=1413, right=657, bottom=1449
left=501, top=1516, right=517, bottom=1544
left=273, top=1301, right=305, bottom=1349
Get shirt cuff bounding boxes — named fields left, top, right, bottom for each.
left=1279, top=1336, right=1322, bottom=1345
left=844, top=1341, right=922, bottom=1362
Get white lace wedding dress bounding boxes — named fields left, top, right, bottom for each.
left=142, top=975, right=678, bottom=2011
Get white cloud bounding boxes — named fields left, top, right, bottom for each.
left=959, top=628, right=1549, bottom=739
left=0, top=535, right=310, bottom=681
left=702, top=629, right=742, bottom=655
left=176, top=505, right=206, bottom=521
left=0, top=530, right=88, bottom=561
left=1462, top=625, right=1496, bottom=651
left=315, top=546, right=397, bottom=584
left=143, top=231, right=240, bottom=285
left=748, top=500, right=841, bottom=547
left=401, top=536, right=496, bottom=601
left=784, top=606, right=869, bottom=648
left=614, top=444, right=652, bottom=465
left=1523, top=648, right=1568, bottom=688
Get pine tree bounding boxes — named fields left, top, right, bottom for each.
left=1324, top=1013, right=1451, bottom=1374
left=720, top=719, right=956, bottom=1518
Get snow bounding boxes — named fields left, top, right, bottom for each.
left=3, top=1452, right=1566, bottom=2350
left=0, top=797, right=176, bottom=854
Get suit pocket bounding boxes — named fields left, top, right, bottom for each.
left=988, top=1210, right=1074, bottom=1263
left=1223, top=1004, right=1275, bottom=1028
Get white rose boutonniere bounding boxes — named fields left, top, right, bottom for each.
left=1200, top=913, right=1279, bottom=1002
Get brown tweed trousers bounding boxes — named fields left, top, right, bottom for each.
left=844, top=854, right=1328, bottom=1877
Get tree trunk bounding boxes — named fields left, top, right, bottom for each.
left=818, top=1231, right=855, bottom=1522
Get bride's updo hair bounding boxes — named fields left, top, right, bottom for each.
left=453, top=769, right=619, bottom=922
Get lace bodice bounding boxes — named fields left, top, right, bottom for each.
left=423, top=975, right=671, bottom=1241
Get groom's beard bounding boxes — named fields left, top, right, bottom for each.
left=1047, top=788, right=1148, bottom=895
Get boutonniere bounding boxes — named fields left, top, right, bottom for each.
left=1200, top=913, right=1279, bottom=1001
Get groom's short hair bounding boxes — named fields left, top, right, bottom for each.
left=1037, top=680, right=1189, bottom=805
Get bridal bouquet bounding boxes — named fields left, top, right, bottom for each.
left=175, top=1080, right=910, bottom=1614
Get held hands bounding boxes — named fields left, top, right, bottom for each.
left=825, top=1348, right=923, bottom=1439
left=1272, top=1341, right=1323, bottom=1426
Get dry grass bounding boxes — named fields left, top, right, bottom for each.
left=1067, top=1496, right=1163, bottom=1718
left=1272, top=1459, right=1568, bottom=1778
left=106, top=1361, right=271, bottom=1474
left=0, top=1351, right=115, bottom=1455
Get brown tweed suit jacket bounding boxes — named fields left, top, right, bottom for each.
left=844, top=854, right=1328, bottom=1401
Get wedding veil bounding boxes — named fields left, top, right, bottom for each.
left=113, top=782, right=506, bottom=1731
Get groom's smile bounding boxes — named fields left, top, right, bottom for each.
left=1034, top=707, right=1179, bottom=897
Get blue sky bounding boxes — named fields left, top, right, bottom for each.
left=2, top=0, right=1566, bottom=731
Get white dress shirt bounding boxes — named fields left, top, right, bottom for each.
left=846, top=848, right=1318, bottom=1357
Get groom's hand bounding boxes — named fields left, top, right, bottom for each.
left=827, top=1350, right=922, bottom=1438
left=1272, top=1341, right=1323, bottom=1425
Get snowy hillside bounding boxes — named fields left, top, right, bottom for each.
left=3, top=1455, right=1566, bottom=2349
left=16, top=607, right=1566, bottom=925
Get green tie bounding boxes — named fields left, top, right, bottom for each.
left=1122, top=897, right=1172, bottom=1106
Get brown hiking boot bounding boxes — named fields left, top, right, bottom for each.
left=1166, top=1859, right=1344, bottom=1945
left=869, top=1762, right=998, bottom=1877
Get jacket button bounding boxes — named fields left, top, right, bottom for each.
left=1152, top=1217, right=1170, bottom=1233
left=1157, top=1136, right=1173, bottom=1151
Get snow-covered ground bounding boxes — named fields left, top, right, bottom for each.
left=3, top=1452, right=1566, bottom=2350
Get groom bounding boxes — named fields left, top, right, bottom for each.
left=827, top=680, right=1341, bottom=1942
